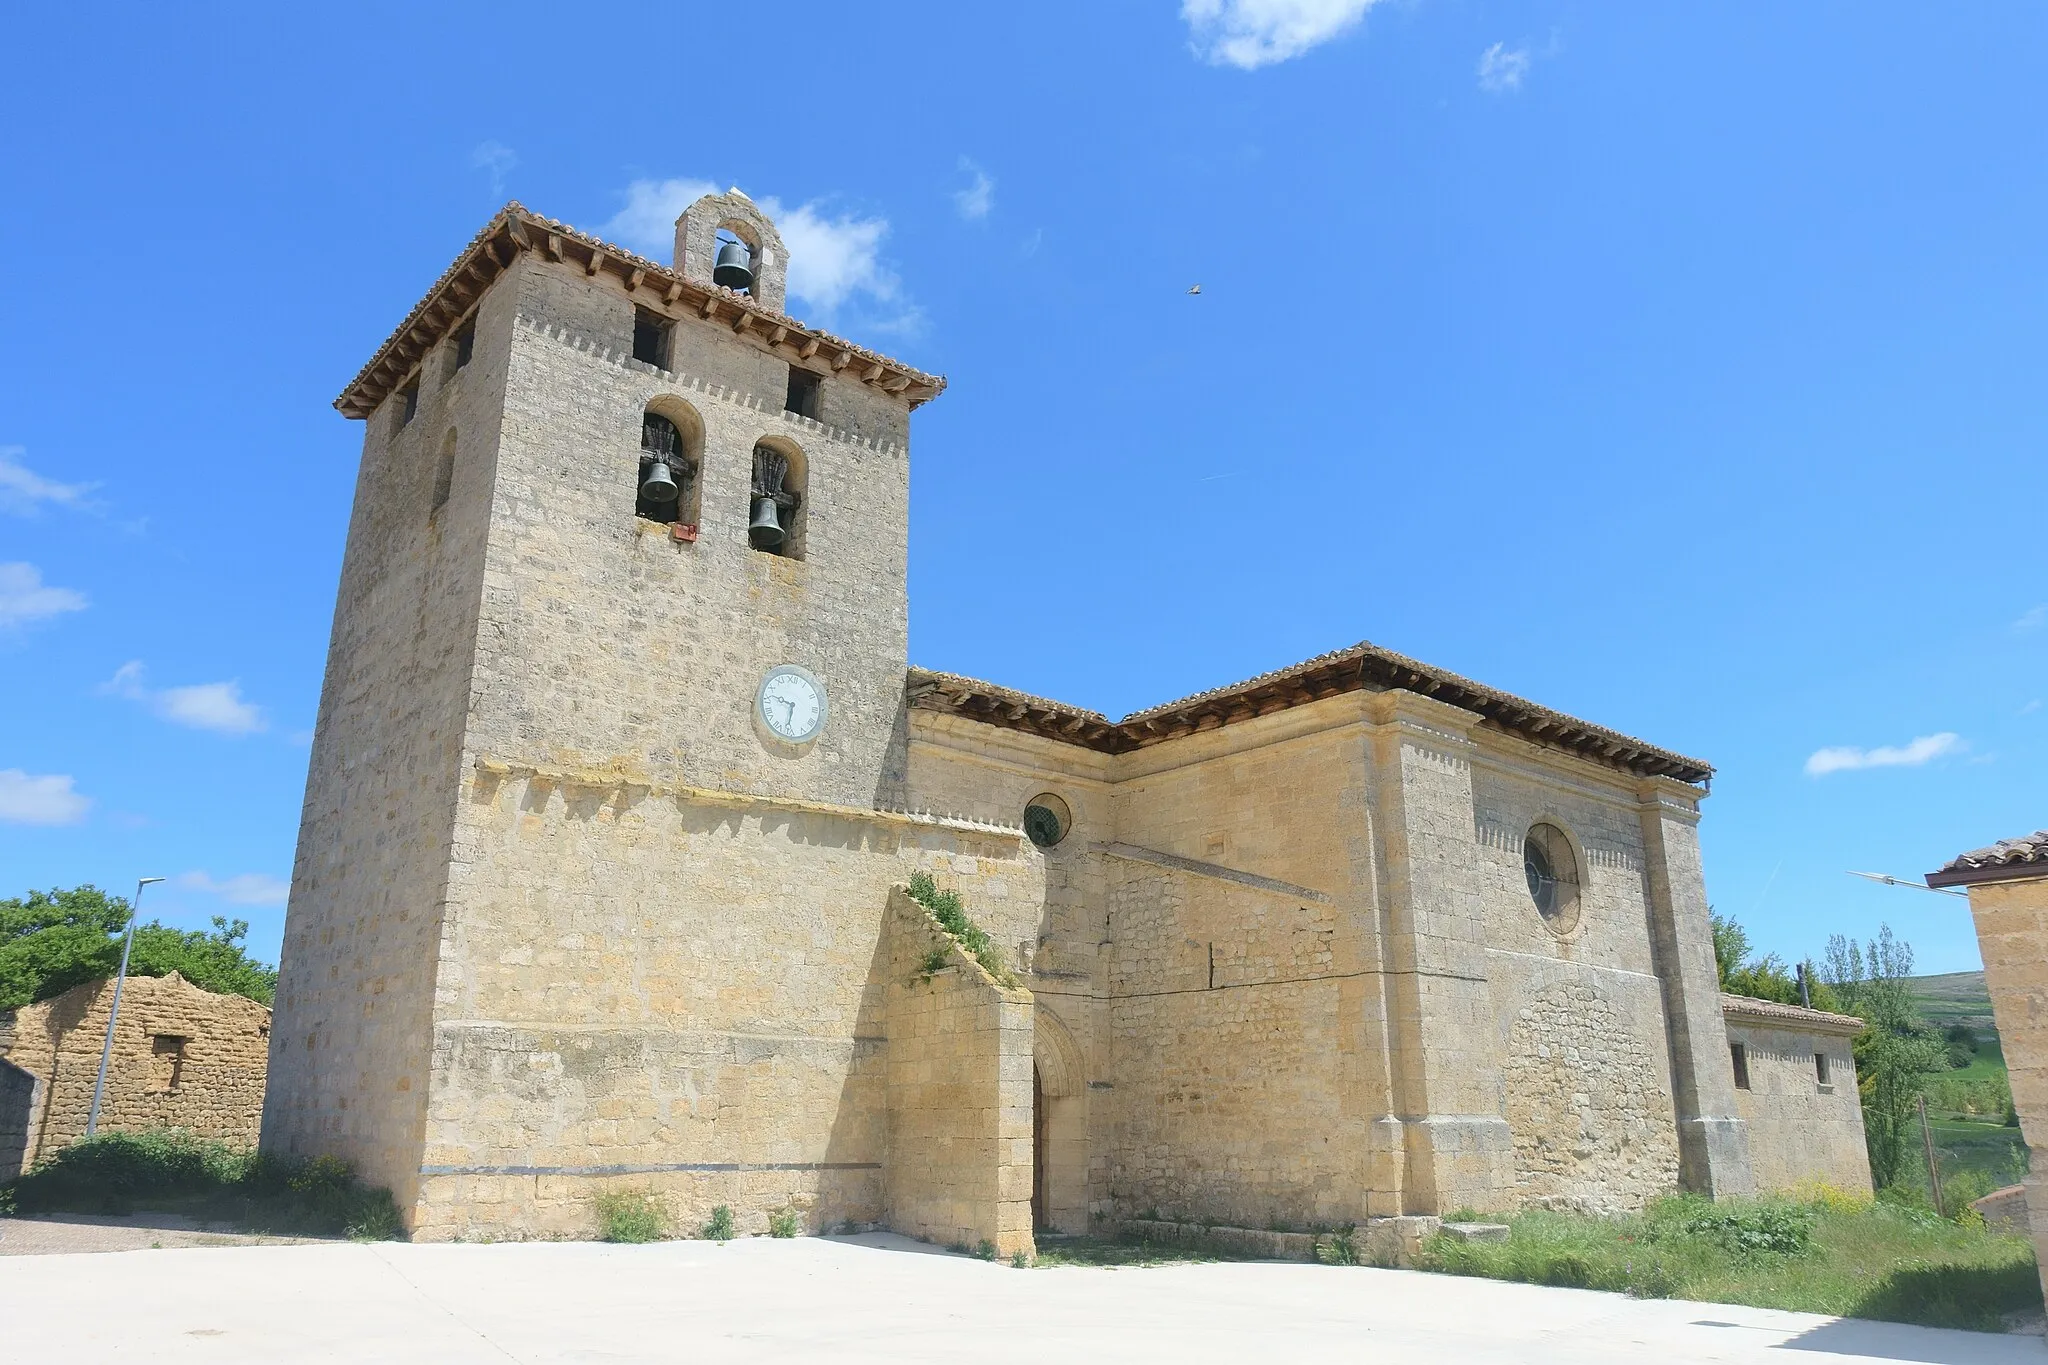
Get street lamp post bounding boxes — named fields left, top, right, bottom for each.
left=86, top=876, right=165, bottom=1140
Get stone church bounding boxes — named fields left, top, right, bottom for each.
left=265, top=192, right=1857, bottom=1255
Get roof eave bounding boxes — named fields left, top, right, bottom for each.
left=333, top=203, right=946, bottom=421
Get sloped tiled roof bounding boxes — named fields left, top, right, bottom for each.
left=1720, top=993, right=1865, bottom=1035
left=908, top=639, right=1712, bottom=785
left=334, top=203, right=944, bottom=419
left=1927, top=831, right=2048, bottom=888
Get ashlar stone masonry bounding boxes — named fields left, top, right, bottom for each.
left=268, top=192, right=1843, bottom=1250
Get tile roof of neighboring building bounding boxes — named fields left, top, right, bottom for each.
left=1927, top=831, right=2048, bottom=888
left=334, top=203, right=944, bottom=420
left=907, top=638, right=1713, bottom=785
left=1719, top=994, right=1866, bottom=1035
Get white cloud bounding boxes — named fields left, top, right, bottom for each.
left=472, top=140, right=517, bottom=199
left=1181, top=0, right=1380, bottom=70
left=600, top=179, right=906, bottom=324
left=0, top=562, right=87, bottom=629
left=0, top=447, right=92, bottom=514
left=178, top=870, right=290, bottom=907
left=953, top=159, right=995, bottom=220
left=102, top=660, right=268, bottom=736
left=1477, top=41, right=1532, bottom=93
left=2022, top=699, right=2043, bottom=716
left=2013, top=604, right=2047, bottom=634
left=1804, top=732, right=1962, bottom=777
left=0, top=769, right=91, bottom=825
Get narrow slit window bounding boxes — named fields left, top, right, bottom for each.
left=633, top=309, right=671, bottom=368
left=398, top=379, right=419, bottom=427
left=786, top=367, right=822, bottom=420
left=453, top=317, right=476, bottom=370
left=1730, top=1042, right=1750, bottom=1090
left=1815, top=1051, right=1830, bottom=1086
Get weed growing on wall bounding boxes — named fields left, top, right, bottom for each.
left=906, top=872, right=1016, bottom=986
left=769, top=1207, right=800, bottom=1238
left=702, top=1204, right=736, bottom=1241
left=593, top=1189, right=666, bottom=1243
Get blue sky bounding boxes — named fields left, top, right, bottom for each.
left=2, top=2, right=2041, bottom=975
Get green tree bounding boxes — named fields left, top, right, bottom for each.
left=0, top=885, right=278, bottom=1008
left=1709, top=912, right=1838, bottom=1011
left=1821, top=924, right=1945, bottom=1188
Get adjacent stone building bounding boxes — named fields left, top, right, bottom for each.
left=1929, top=832, right=2048, bottom=1301
left=1720, top=995, right=1871, bottom=1194
left=268, top=193, right=1817, bottom=1252
left=0, top=972, right=272, bottom=1175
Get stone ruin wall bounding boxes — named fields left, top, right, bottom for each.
left=1, top=972, right=271, bottom=1173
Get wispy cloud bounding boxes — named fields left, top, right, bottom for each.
left=102, top=661, right=267, bottom=736
left=1477, top=41, right=1532, bottom=93
left=0, top=447, right=93, bottom=515
left=2013, top=604, right=2047, bottom=634
left=472, top=140, right=517, bottom=199
left=953, top=158, right=995, bottom=220
left=0, top=562, right=87, bottom=629
left=0, top=769, right=90, bottom=825
left=601, top=179, right=911, bottom=327
left=2022, top=699, right=2042, bottom=716
left=1805, top=732, right=1962, bottom=777
left=178, top=870, right=290, bottom=907
left=1181, top=0, right=1381, bottom=70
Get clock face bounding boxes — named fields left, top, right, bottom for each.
left=758, top=666, right=826, bottom=743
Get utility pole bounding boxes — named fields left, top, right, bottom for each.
left=1917, top=1094, right=1946, bottom=1219
left=86, top=876, right=165, bottom=1140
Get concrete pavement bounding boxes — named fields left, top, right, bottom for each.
left=1, top=1232, right=2042, bottom=1363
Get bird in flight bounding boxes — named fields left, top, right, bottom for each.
left=1187, top=284, right=1202, bottom=295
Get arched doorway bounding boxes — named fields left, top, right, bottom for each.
left=1033, top=1006, right=1086, bottom=1234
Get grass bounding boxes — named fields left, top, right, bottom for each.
left=1421, top=1192, right=2038, bottom=1333
left=0, top=1129, right=402, bottom=1240
left=593, top=1189, right=665, bottom=1243
left=1030, top=1235, right=1224, bottom=1268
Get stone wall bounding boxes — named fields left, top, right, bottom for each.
left=1949, top=870, right=2048, bottom=1309
left=908, top=685, right=1741, bottom=1228
left=263, top=253, right=515, bottom=1206
left=1722, top=1002, right=1871, bottom=1195
left=0, top=1059, right=35, bottom=1177
left=2, top=973, right=270, bottom=1172
left=883, top=886, right=1035, bottom=1259
left=1499, top=980, right=1681, bottom=1211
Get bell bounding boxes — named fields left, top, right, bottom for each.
left=748, top=496, right=785, bottom=548
left=713, top=239, right=754, bottom=293
left=639, top=459, right=679, bottom=504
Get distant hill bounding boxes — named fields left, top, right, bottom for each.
left=1907, top=971, right=1995, bottom=1029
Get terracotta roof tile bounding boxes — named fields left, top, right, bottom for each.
left=1927, top=831, right=2048, bottom=888
left=1720, top=994, right=1866, bottom=1034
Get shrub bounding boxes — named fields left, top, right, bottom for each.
left=703, top=1205, right=736, bottom=1241
left=2, top=1129, right=401, bottom=1238
left=768, top=1207, right=800, bottom=1238
left=1314, top=1227, right=1360, bottom=1265
left=1647, top=1195, right=1815, bottom=1259
left=975, top=1239, right=998, bottom=1261
left=594, top=1190, right=665, bottom=1243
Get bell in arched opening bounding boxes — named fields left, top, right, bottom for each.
left=640, top=459, right=679, bottom=504
left=748, top=496, right=784, bottom=548
left=714, top=238, right=754, bottom=293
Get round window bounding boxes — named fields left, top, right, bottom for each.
left=1522, top=823, right=1581, bottom=934
left=1023, top=793, right=1071, bottom=849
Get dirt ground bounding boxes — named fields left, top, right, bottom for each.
left=0, top=1211, right=332, bottom=1256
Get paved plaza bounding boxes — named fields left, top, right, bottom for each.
left=1, top=1231, right=2043, bottom=1364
